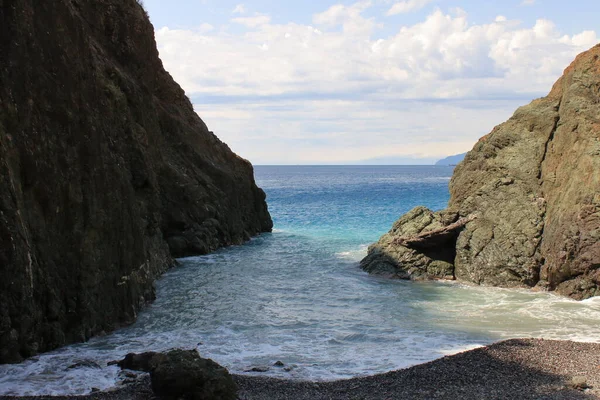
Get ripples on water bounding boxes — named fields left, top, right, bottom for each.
left=1, top=166, right=599, bottom=396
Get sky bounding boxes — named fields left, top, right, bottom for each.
left=141, top=0, right=600, bottom=165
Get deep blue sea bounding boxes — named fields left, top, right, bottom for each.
left=1, top=166, right=599, bottom=396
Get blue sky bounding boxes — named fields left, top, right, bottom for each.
left=141, top=0, right=599, bottom=164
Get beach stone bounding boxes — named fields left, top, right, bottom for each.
left=115, top=349, right=237, bottom=399
left=274, top=361, right=285, bottom=367
left=570, top=376, right=590, bottom=390
left=150, top=349, right=237, bottom=400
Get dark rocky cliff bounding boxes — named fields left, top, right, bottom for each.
left=362, top=45, right=600, bottom=300
left=0, top=0, right=272, bottom=363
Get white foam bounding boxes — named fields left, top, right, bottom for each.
left=2, top=242, right=600, bottom=396
left=335, top=244, right=369, bottom=262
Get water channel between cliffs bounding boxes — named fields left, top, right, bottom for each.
left=1, top=165, right=599, bottom=396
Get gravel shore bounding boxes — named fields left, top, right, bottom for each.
left=2, top=339, right=599, bottom=400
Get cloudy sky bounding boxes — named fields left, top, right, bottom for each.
left=142, top=0, right=599, bottom=164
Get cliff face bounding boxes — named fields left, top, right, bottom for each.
left=0, top=0, right=272, bottom=363
left=361, top=45, right=600, bottom=300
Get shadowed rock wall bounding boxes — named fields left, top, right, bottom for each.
left=0, top=0, right=272, bottom=363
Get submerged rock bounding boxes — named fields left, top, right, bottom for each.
left=0, top=0, right=272, bottom=363
left=362, top=45, right=600, bottom=299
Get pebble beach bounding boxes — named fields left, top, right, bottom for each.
left=2, top=339, right=598, bottom=400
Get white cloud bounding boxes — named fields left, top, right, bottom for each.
left=197, top=23, right=214, bottom=33
left=386, top=0, right=433, bottom=16
left=313, top=1, right=379, bottom=36
left=232, top=4, right=246, bottom=14
left=155, top=7, right=598, bottom=163
left=520, top=0, right=536, bottom=6
left=231, top=14, right=271, bottom=28
left=193, top=99, right=518, bottom=164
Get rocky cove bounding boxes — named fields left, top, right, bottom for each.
left=0, top=0, right=599, bottom=399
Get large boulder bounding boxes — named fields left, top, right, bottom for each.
left=0, top=0, right=272, bottom=363
left=360, top=207, right=458, bottom=280
left=118, top=349, right=237, bottom=400
left=362, top=45, right=600, bottom=299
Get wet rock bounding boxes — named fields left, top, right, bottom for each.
left=246, top=366, right=270, bottom=372
left=67, top=360, right=102, bottom=370
left=273, top=361, right=285, bottom=367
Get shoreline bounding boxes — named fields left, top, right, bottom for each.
left=2, top=338, right=598, bottom=400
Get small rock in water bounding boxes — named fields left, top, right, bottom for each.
left=273, top=361, right=285, bottom=367
left=91, top=388, right=100, bottom=393
left=283, top=367, right=293, bottom=372
left=67, top=360, right=102, bottom=370
left=246, top=366, right=270, bottom=372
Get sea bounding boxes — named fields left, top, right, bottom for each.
left=1, top=165, right=599, bottom=396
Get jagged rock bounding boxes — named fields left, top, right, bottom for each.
left=0, top=0, right=272, bottom=363
left=362, top=45, right=600, bottom=299
left=360, top=207, right=458, bottom=280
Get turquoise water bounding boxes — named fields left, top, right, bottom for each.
left=259, top=165, right=451, bottom=245
left=1, top=166, right=599, bottom=396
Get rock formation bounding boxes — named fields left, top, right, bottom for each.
left=362, top=45, right=600, bottom=300
left=0, top=0, right=272, bottom=363
left=117, top=349, right=238, bottom=400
